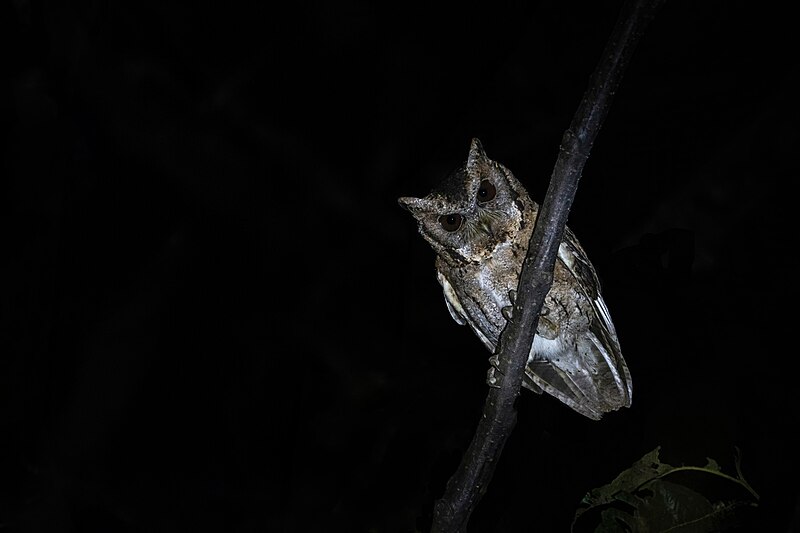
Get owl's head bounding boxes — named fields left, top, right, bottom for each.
left=399, top=138, right=534, bottom=264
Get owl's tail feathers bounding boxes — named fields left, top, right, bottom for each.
left=525, top=361, right=606, bottom=420
left=585, top=330, right=633, bottom=411
left=524, top=337, right=632, bottom=421
left=521, top=375, right=544, bottom=394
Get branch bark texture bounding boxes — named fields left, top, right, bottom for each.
left=430, top=1, right=666, bottom=531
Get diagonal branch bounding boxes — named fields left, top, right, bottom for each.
left=430, top=1, right=666, bottom=531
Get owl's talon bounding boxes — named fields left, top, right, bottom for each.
left=509, top=290, right=517, bottom=304
left=501, top=305, right=513, bottom=320
left=488, top=354, right=501, bottom=370
left=486, top=367, right=501, bottom=388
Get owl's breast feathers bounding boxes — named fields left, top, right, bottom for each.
left=435, top=238, right=523, bottom=352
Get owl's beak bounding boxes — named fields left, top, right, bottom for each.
left=478, top=219, right=495, bottom=238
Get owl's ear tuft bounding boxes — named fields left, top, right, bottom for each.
left=398, top=196, right=426, bottom=215
left=467, top=138, right=489, bottom=174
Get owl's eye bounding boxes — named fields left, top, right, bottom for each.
left=477, top=180, right=497, bottom=203
left=439, top=213, right=463, bottom=232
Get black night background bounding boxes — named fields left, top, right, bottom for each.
left=3, top=2, right=799, bottom=532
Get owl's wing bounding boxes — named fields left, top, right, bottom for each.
left=436, top=270, right=500, bottom=353
left=561, top=228, right=632, bottom=404
left=525, top=332, right=624, bottom=420
left=437, top=270, right=467, bottom=326
left=524, top=229, right=632, bottom=420
left=526, top=360, right=605, bottom=419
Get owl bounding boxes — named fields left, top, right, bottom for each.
left=398, top=138, right=631, bottom=420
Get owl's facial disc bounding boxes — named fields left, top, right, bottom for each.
left=476, top=210, right=503, bottom=238
left=398, top=138, right=531, bottom=264
left=476, top=218, right=494, bottom=238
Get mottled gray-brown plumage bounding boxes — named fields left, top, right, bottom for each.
left=398, top=138, right=631, bottom=420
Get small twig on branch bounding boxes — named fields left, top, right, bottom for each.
left=430, top=1, right=666, bottom=532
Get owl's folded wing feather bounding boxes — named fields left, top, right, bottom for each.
left=525, top=360, right=605, bottom=419
left=524, top=331, right=626, bottom=420
left=523, top=230, right=632, bottom=418
left=562, top=229, right=632, bottom=404
left=437, top=270, right=500, bottom=352
left=437, top=270, right=467, bottom=326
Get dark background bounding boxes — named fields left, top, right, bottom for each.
left=3, top=1, right=798, bottom=532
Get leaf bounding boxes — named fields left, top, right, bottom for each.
left=571, top=447, right=759, bottom=533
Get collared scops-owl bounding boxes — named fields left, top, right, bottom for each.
left=398, top=138, right=631, bottom=420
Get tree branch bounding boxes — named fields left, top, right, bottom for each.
left=430, top=1, right=666, bottom=531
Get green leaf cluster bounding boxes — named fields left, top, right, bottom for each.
left=572, top=447, right=759, bottom=532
